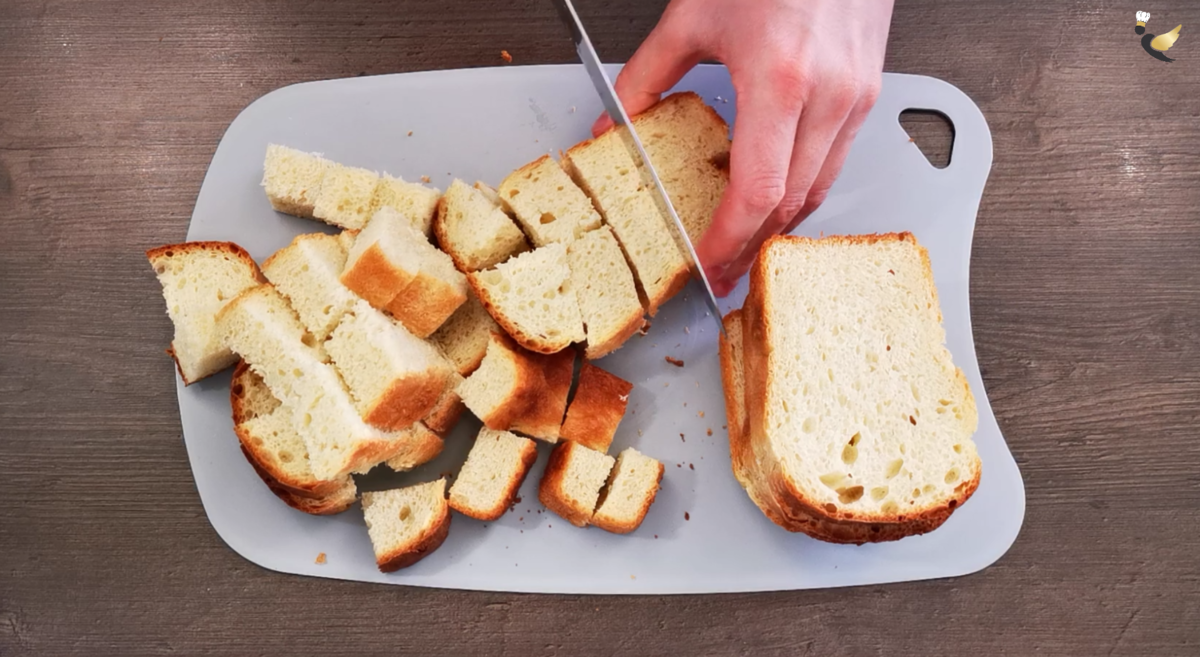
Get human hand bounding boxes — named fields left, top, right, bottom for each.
left=594, top=0, right=893, bottom=296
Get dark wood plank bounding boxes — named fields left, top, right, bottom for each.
left=2, top=1, right=1199, bottom=655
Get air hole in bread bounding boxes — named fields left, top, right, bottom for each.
left=909, top=415, right=917, bottom=425
left=251, top=436, right=264, bottom=447
left=801, top=417, right=816, bottom=433
left=886, top=459, right=903, bottom=479
left=948, top=499, right=958, bottom=509
left=923, top=484, right=936, bottom=495
left=841, top=444, right=858, bottom=465
left=539, top=212, right=557, bottom=225
left=399, top=505, right=411, bottom=521
left=912, top=488, right=921, bottom=498
left=837, top=486, right=863, bottom=504
left=823, top=502, right=837, bottom=514
left=953, top=444, right=963, bottom=454
left=871, top=486, right=888, bottom=501
left=820, top=472, right=846, bottom=489
left=899, top=443, right=906, bottom=455
left=508, top=189, right=520, bottom=198
left=881, top=501, right=898, bottom=514
left=277, top=450, right=294, bottom=463
left=164, top=250, right=175, bottom=257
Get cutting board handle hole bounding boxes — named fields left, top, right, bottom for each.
left=899, top=110, right=955, bottom=169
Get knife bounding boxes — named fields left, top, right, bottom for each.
left=551, top=0, right=726, bottom=336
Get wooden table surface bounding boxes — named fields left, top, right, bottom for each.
left=2, top=1, right=1198, bottom=654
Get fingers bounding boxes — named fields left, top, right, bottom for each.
left=592, top=9, right=703, bottom=136
left=783, top=98, right=873, bottom=234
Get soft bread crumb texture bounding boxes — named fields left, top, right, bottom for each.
left=449, top=428, right=539, bottom=521
left=538, top=440, right=616, bottom=527
left=361, top=478, right=450, bottom=572
left=262, top=144, right=332, bottom=218
left=567, top=225, right=645, bottom=359
left=469, top=243, right=585, bottom=353
left=435, top=179, right=529, bottom=272
left=592, top=448, right=664, bottom=534
left=430, top=292, right=500, bottom=376
left=498, top=155, right=602, bottom=247
left=261, top=232, right=359, bottom=341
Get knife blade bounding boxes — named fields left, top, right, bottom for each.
left=551, top=0, right=726, bottom=336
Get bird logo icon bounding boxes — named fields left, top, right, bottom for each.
left=1135, top=11, right=1182, bottom=63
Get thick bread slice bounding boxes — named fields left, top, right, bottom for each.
left=559, top=361, right=633, bottom=453
left=562, top=138, right=689, bottom=316
left=456, top=333, right=543, bottom=430
left=468, top=243, right=585, bottom=354
left=740, top=233, right=981, bottom=542
left=422, top=372, right=466, bottom=436
left=384, top=224, right=469, bottom=337
left=510, top=348, right=576, bottom=442
left=313, top=163, right=380, bottom=230
left=538, top=440, right=616, bottom=527
left=497, top=155, right=602, bottom=247
left=215, top=285, right=408, bottom=480
left=383, top=422, right=446, bottom=473
left=341, top=207, right=421, bottom=307
left=634, top=92, right=730, bottom=243
left=326, top=300, right=453, bottom=431
left=361, top=479, right=451, bottom=572
left=567, top=225, right=646, bottom=359
left=592, top=448, right=664, bottom=534
left=146, top=241, right=265, bottom=384
left=435, top=179, right=529, bottom=272
left=430, top=292, right=500, bottom=376
left=449, top=428, right=539, bottom=521
left=372, top=174, right=441, bottom=237
left=262, top=144, right=332, bottom=218
left=261, top=233, right=360, bottom=341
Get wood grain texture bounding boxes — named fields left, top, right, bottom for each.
left=2, top=0, right=1199, bottom=655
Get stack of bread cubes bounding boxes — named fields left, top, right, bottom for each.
left=147, top=92, right=728, bottom=571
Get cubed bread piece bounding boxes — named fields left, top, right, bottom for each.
left=566, top=225, right=645, bottom=359
left=341, top=206, right=422, bottom=308
left=592, top=448, right=664, bottom=534
left=361, top=479, right=451, bottom=572
left=372, top=174, right=441, bottom=237
left=261, top=233, right=360, bottom=340
left=560, top=361, right=633, bottom=453
left=562, top=136, right=690, bottom=316
left=325, top=300, right=453, bottom=431
left=430, top=292, right=500, bottom=376
left=216, top=285, right=409, bottom=479
left=456, top=333, right=542, bottom=430
left=261, top=144, right=332, bottom=218
left=384, top=230, right=469, bottom=338
left=497, top=155, right=602, bottom=247
left=468, top=243, right=585, bottom=354
left=382, top=423, right=446, bottom=473
left=538, top=440, right=616, bottom=527
left=510, top=349, right=576, bottom=442
left=449, top=428, right=539, bottom=521
left=313, top=163, right=381, bottom=230
left=422, top=372, right=466, bottom=436
left=435, top=179, right=529, bottom=272
left=146, top=241, right=265, bottom=384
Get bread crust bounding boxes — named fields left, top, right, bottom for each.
left=538, top=441, right=596, bottom=527
left=463, top=333, right=545, bottom=430
left=467, top=273, right=577, bottom=355
left=559, top=361, right=633, bottom=453
left=340, top=242, right=415, bottom=308
left=361, top=371, right=450, bottom=432
left=375, top=502, right=451, bottom=572
left=385, top=273, right=466, bottom=338
left=422, top=385, right=466, bottom=436
left=449, top=438, right=539, bottom=521
left=381, top=423, right=446, bottom=473
left=591, top=459, right=664, bottom=534
left=510, top=348, right=576, bottom=441
left=241, top=446, right=357, bottom=515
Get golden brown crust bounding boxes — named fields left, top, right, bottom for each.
left=382, top=423, right=446, bottom=472
left=510, top=348, right=576, bottom=441
left=422, top=386, right=466, bottom=436
left=537, top=441, right=595, bottom=527
left=242, top=448, right=357, bottom=515
left=559, top=361, right=633, bottom=453
left=233, top=421, right=350, bottom=499
left=361, top=371, right=450, bottom=432
left=591, top=459, right=664, bottom=534
left=467, top=273, right=576, bottom=355
left=376, top=504, right=451, bottom=572
left=470, top=333, right=545, bottom=430
left=339, top=242, right=415, bottom=308
left=449, top=439, right=539, bottom=521
left=385, top=273, right=466, bottom=338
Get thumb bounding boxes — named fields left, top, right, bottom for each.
left=592, top=10, right=702, bottom=136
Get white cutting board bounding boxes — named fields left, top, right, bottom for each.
left=180, top=64, right=1023, bottom=594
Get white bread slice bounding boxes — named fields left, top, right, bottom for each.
left=634, top=92, right=730, bottom=243
left=383, top=422, right=446, bottom=473
left=497, top=155, right=602, bottom=247
left=372, top=174, right=441, bottom=237
left=313, top=163, right=380, bottom=230
left=215, top=285, right=407, bottom=480
left=422, top=372, right=466, bottom=436
left=559, top=361, right=632, bottom=454
left=562, top=136, right=689, bottom=316
left=510, top=348, right=575, bottom=442
left=566, top=225, right=645, bottom=359
left=468, top=243, right=585, bottom=354
left=146, top=241, right=265, bottom=384
left=361, top=479, right=451, bottom=572
left=456, top=333, right=542, bottom=430
left=430, top=292, right=500, bottom=376
left=740, top=233, right=981, bottom=542
left=592, top=448, right=664, bottom=534
left=261, top=233, right=360, bottom=341
left=434, top=179, right=529, bottom=272
left=325, top=300, right=453, bottom=431
left=341, top=206, right=422, bottom=308
left=538, top=440, right=616, bottom=527
left=449, top=428, right=539, bottom=521
left=261, top=144, right=332, bottom=218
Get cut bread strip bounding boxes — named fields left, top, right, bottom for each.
left=468, top=243, right=585, bottom=354
left=435, top=179, right=529, bottom=272
left=449, top=428, right=538, bottom=521
left=262, top=144, right=332, bottom=218
left=538, top=440, right=615, bottom=527
left=430, top=292, right=500, bottom=376
left=456, top=333, right=542, bottom=430
left=146, top=241, right=265, bottom=384
left=215, top=284, right=408, bottom=480
left=422, top=372, right=466, bottom=436
left=592, top=448, right=664, bottom=534
left=566, top=225, right=645, bottom=359
left=262, top=233, right=360, bottom=341
left=313, top=163, right=380, bottom=230
left=326, top=299, right=452, bottom=431
left=737, top=233, right=981, bottom=543
left=383, top=423, right=446, bottom=473
left=361, top=479, right=451, bottom=572
left=510, top=348, right=576, bottom=442
left=497, top=155, right=602, bottom=247
left=559, top=361, right=632, bottom=454
left=372, top=174, right=441, bottom=237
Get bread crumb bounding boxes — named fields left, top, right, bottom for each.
left=676, top=463, right=682, bottom=468
left=707, top=428, right=713, bottom=436
left=698, top=411, right=705, bottom=418
left=500, top=50, right=513, bottom=63
left=654, top=534, right=658, bottom=539
left=679, top=433, right=685, bottom=442
left=420, top=175, right=431, bottom=183
left=638, top=429, right=643, bottom=437
left=665, top=356, right=684, bottom=367
left=631, top=575, right=636, bottom=580
left=684, top=326, right=690, bottom=334
left=407, top=130, right=413, bottom=137
left=684, top=512, right=690, bottom=521
left=315, top=552, right=326, bottom=564
left=689, top=463, right=694, bottom=470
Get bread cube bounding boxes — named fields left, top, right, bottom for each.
left=372, top=174, right=441, bottom=237
left=510, top=348, right=576, bottom=442
left=449, top=428, right=539, bottom=521
left=313, top=163, right=380, bottom=230
left=456, top=333, right=542, bottom=430
left=538, top=440, right=616, bottom=527
left=430, top=292, right=500, bottom=376
left=361, top=479, right=451, bottom=572
left=559, top=361, right=633, bottom=453
left=261, top=144, right=332, bottom=218
left=468, top=243, right=585, bottom=354
left=498, top=155, right=601, bottom=247
left=592, top=448, right=664, bottom=534
left=262, top=233, right=360, bottom=341
left=435, top=179, right=529, bottom=272
left=567, top=225, right=645, bottom=359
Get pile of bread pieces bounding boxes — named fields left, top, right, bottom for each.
left=147, top=92, right=727, bottom=571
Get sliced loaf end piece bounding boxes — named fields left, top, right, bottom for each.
left=448, top=427, right=539, bottom=521
left=361, top=479, right=451, bottom=572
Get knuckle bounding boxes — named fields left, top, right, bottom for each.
left=857, top=75, right=882, bottom=108
left=737, top=179, right=788, bottom=215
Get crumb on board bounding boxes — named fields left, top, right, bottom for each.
left=689, top=463, right=695, bottom=470
left=407, top=130, right=413, bottom=137
left=500, top=50, right=513, bottom=63
left=631, top=575, right=636, bottom=580
left=654, top=534, right=658, bottom=539
left=707, top=428, right=713, bottom=436
left=680, top=433, right=685, bottom=442
left=315, top=552, right=326, bottom=565
left=684, top=512, right=691, bottom=521
left=665, top=356, right=684, bottom=367
left=570, top=105, right=576, bottom=113
left=420, top=175, right=431, bottom=183
left=677, top=463, right=682, bottom=468
left=699, top=411, right=705, bottom=418
left=638, top=429, right=643, bottom=437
